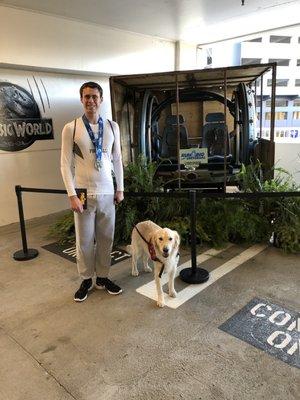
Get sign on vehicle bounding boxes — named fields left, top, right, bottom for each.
left=179, top=147, right=208, bottom=168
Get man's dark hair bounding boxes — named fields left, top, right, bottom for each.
left=80, top=81, right=103, bottom=98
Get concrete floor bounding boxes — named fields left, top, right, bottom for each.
left=0, top=216, right=299, bottom=400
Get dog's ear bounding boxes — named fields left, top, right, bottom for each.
left=173, top=231, right=180, bottom=249
left=149, top=229, right=160, bottom=247
left=149, top=232, right=155, bottom=247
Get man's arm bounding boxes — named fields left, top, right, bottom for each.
left=60, top=121, right=83, bottom=213
left=69, top=195, right=83, bottom=213
left=114, top=190, right=124, bottom=204
left=111, top=121, right=124, bottom=204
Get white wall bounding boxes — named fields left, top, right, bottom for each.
left=0, top=6, right=175, bottom=227
left=275, top=144, right=300, bottom=185
left=0, top=6, right=175, bottom=75
left=175, top=41, right=198, bottom=70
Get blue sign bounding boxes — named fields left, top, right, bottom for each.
left=180, top=147, right=208, bottom=168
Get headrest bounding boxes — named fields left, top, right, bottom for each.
left=166, top=114, right=185, bottom=125
left=205, top=113, right=225, bottom=123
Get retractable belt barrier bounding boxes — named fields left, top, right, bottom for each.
left=13, top=185, right=300, bottom=284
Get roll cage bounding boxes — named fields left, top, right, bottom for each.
left=110, top=63, right=276, bottom=190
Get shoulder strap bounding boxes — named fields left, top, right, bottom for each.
left=72, top=119, right=77, bottom=152
left=73, top=119, right=77, bottom=141
left=108, top=119, right=115, bottom=137
left=108, top=119, right=115, bottom=152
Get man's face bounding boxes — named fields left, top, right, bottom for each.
left=81, top=87, right=103, bottom=115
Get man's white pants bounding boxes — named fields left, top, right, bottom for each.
left=74, top=194, right=115, bottom=280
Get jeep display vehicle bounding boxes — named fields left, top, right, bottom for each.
left=110, top=63, right=276, bottom=190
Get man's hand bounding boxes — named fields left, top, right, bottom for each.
left=69, top=195, right=83, bottom=213
left=114, top=191, right=124, bottom=204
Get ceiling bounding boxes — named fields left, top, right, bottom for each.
left=0, top=0, right=299, bottom=43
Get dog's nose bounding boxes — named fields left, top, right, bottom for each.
left=163, top=247, right=169, bottom=253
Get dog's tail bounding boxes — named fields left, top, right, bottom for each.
left=126, top=244, right=132, bottom=255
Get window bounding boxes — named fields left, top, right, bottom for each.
left=293, top=111, right=300, bottom=119
left=241, top=58, right=261, bottom=65
left=265, top=112, right=288, bottom=120
left=267, top=79, right=289, bottom=87
left=266, top=99, right=288, bottom=107
left=276, top=112, right=288, bottom=120
left=245, top=37, right=262, bottom=42
left=268, top=58, right=290, bottom=66
left=295, top=79, right=300, bottom=87
left=270, top=35, right=291, bottom=43
left=293, top=98, right=300, bottom=107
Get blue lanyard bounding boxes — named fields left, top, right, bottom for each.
left=82, top=114, right=104, bottom=169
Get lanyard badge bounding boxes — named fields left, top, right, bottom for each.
left=82, top=114, right=104, bottom=170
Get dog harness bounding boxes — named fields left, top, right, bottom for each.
left=134, top=225, right=165, bottom=278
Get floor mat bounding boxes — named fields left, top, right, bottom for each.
left=219, top=297, right=299, bottom=369
left=42, top=241, right=131, bottom=265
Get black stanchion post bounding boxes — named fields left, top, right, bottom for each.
left=190, top=190, right=197, bottom=270
left=13, top=185, right=39, bottom=261
left=179, top=190, right=209, bottom=284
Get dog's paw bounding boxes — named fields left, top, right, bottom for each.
left=131, top=270, right=139, bottom=277
left=157, top=296, right=165, bottom=307
left=169, top=290, right=177, bottom=298
left=143, top=265, right=152, bottom=273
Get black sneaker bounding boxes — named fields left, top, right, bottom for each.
left=95, top=277, right=122, bottom=295
left=74, top=278, right=93, bottom=302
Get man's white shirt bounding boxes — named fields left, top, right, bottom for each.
left=61, top=117, right=124, bottom=196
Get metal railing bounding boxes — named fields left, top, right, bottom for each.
left=14, top=185, right=300, bottom=284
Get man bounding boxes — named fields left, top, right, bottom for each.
left=61, top=81, right=124, bottom=302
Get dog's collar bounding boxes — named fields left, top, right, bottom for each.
left=134, top=225, right=165, bottom=278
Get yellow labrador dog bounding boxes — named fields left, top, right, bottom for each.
left=127, top=220, right=180, bottom=307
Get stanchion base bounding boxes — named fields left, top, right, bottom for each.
left=13, top=249, right=39, bottom=261
left=180, top=267, right=209, bottom=284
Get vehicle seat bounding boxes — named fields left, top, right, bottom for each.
left=202, top=113, right=232, bottom=163
left=160, top=115, right=189, bottom=159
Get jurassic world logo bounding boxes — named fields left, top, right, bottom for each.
left=0, top=81, right=54, bottom=151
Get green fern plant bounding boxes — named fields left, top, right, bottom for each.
left=47, top=211, right=75, bottom=244
left=115, top=155, right=165, bottom=243
left=48, top=158, right=299, bottom=253
left=238, top=162, right=300, bottom=252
